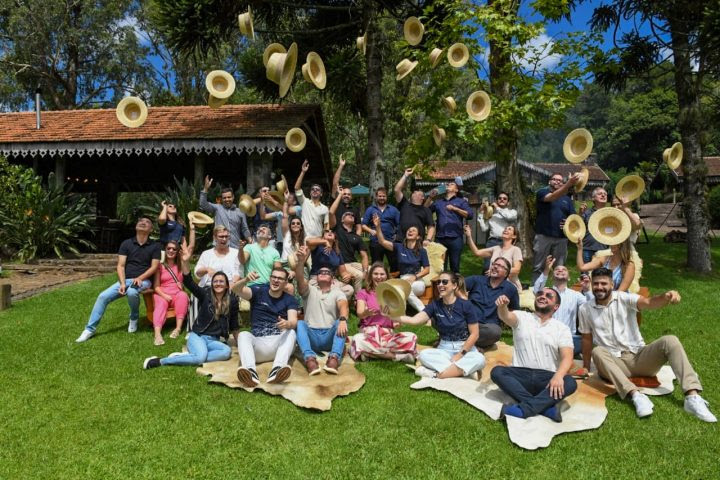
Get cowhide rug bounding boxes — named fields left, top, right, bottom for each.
left=195, top=347, right=365, bottom=411
left=409, top=342, right=676, bottom=450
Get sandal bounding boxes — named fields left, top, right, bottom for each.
left=169, top=329, right=181, bottom=339
left=154, top=338, right=165, bottom=346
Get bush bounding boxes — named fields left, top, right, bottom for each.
left=709, top=185, right=720, bottom=228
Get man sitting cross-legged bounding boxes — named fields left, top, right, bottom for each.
left=293, top=246, right=349, bottom=375
left=232, top=268, right=299, bottom=387
left=492, top=289, right=577, bottom=423
left=579, top=267, right=716, bottom=422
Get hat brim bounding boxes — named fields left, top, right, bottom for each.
left=466, top=91, right=491, bottom=121
left=574, top=168, right=589, bottom=192
left=396, top=60, right=418, bottom=80
left=563, top=214, right=586, bottom=243
left=205, top=70, right=236, bottom=99
left=263, top=43, right=287, bottom=67
left=238, top=194, right=257, bottom=217
left=563, top=128, right=593, bottom=164
left=187, top=211, right=214, bottom=227
left=377, top=279, right=411, bottom=318
left=116, top=97, right=148, bottom=128
left=447, top=43, right=469, bottom=67
left=404, top=17, right=424, bottom=46
left=305, top=52, right=326, bottom=89
left=666, top=142, right=683, bottom=170
left=588, top=207, right=632, bottom=246
left=429, top=48, right=444, bottom=67
left=615, top=175, right=645, bottom=202
left=432, top=125, right=445, bottom=146
left=285, top=127, right=307, bottom=152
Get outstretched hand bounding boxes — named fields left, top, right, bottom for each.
left=203, top=175, right=213, bottom=192
left=495, top=295, right=510, bottom=307
left=301, top=160, right=310, bottom=173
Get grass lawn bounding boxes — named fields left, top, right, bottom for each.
left=1, top=238, right=719, bottom=479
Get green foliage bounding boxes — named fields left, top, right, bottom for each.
left=708, top=186, right=720, bottom=228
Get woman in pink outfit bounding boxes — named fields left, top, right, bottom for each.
left=152, top=240, right=189, bottom=345
left=350, top=262, right=417, bottom=363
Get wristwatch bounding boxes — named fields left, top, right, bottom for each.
left=339, top=316, right=348, bottom=322
left=460, top=349, right=468, bottom=355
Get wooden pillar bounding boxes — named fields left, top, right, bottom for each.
left=54, top=157, right=66, bottom=188
left=194, top=155, right=205, bottom=186
left=246, top=152, right=272, bottom=196
left=0, top=283, right=11, bottom=311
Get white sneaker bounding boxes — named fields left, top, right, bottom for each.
left=684, top=395, right=718, bottom=423
left=631, top=392, right=654, bottom=418
left=414, top=366, right=437, bottom=378
left=75, top=329, right=94, bottom=343
left=128, top=320, right=138, bottom=333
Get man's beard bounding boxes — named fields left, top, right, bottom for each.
left=535, top=304, right=554, bottom=315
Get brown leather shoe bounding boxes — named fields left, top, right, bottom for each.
left=323, top=355, right=339, bottom=374
left=305, top=356, right=321, bottom=376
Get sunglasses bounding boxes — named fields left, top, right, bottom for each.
left=317, top=270, right=333, bottom=276
left=166, top=247, right=177, bottom=251
left=438, top=279, right=453, bottom=285
left=497, top=197, right=508, bottom=201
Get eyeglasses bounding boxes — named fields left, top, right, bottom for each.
left=492, top=262, right=509, bottom=271
left=497, top=196, right=508, bottom=201
left=270, top=275, right=287, bottom=282
left=438, top=279, right=452, bottom=285
left=166, top=247, right=177, bottom=251
left=317, top=270, right=332, bottom=276
left=216, top=235, right=230, bottom=239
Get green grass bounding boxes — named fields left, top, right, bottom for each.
left=1, top=238, right=719, bottom=479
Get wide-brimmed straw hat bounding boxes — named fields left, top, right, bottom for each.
left=429, top=47, right=444, bottom=67
left=574, top=167, right=589, bottom=193
left=276, top=175, right=288, bottom=196
left=238, top=194, right=257, bottom=217
left=664, top=142, right=683, bottom=170
left=432, top=125, right=446, bottom=147
left=396, top=58, right=418, bottom=81
left=563, top=128, right=593, bottom=164
left=482, top=200, right=494, bottom=220
left=208, top=95, right=227, bottom=109
left=187, top=211, right=214, bottom=228
left=466, top=90, right=491, bottom=121
left=442, top=96, right=456, bottom=114
left=266, top=42, right=298, bottom=98
left=301, top=52, right=327, bottom=90
left=447, top=43, right=469, bottom=68
left=263, top=43, right=286, bottom=67
left=356, top=33, right=367, bottom=55
left=377, top=279, right=411, bottom=318
left=116, top=97, right=148, bottom=128
left=237, top=7, right=254, bottom=40
left=563, top=214, right=586, bottom=243
left=404, top=17, right=424, bottom=46
left=588, top=207, right=632, bottom=246
left=615, top=174, right=645, bottom=202
left=285, top=127, right=307, bottom=152
left=205, top=70, right=236, bottom=99
left=265, top=191, right=285, bottom=212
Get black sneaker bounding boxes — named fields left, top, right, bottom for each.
left=267, top=365, right=292, bottom=384
left=237, top=367, right=260, bottom=387
left=143, top=356, right=161, bottom=369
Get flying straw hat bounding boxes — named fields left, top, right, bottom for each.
left=265, top=191, right=285, bottom=212
left=187, top=211, right=214, bottom=228
left=396, top=58, right=418, bottom=81
left=238, top=194, right=257, bottom=217
left=429, top=47, right=444, bottom=67
left=563, top=214, right=586, bottom=243
left=615, top=174, right=645, bottom=202
left=266, top=42, right=298, bottom=97
left=263, top=43, right=286, bottom=67
left=447, top=43, right=469, bottom=68
left=432, top=125, right=446, bottom=147
left=574, top=167, right=589, bottom=193
left=237, top=7, right=254, bottom=40
left=205, top=70, right=236, bottom=99
left=301, top=52, right=327, bottom=90
left=377, top=279, right=412, bottom=318
left=356, top=33, right=367, bottom=55
left=276, top=175, right=288, bottom=196
left=285, top=127, right=307, bottom=152
left=442, top=96, right=457, bottom=114
left=208, top=95, right=227, bottom=109
left=116, top=97, right=148, bottom=128
left=664, top=142, right=683, bottom=170
left=466, top=90, right=491, bottom=121
left=482, top=199, right=494, bottom=220
left=563, top=128, right=593, bottom=164
left=588, top=207, right=632, bottom=246
left=404, top=17, right=424, bottom=46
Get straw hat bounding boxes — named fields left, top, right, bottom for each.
left=237, top=7, right=254, bottom=40
left=396, top=58, right=418, bottom=81
left=263, top=43, right=286, bottom=67
left=205, top=70, right=236, bottom=99
left=404, top=17, right=424, bottom=46
left=482, top=200, right=494, bottom=220
left=265, top=191, right=285, bottom=212
left=116, top=97, right=148, bottom=128
left=442, top=96, right=457, bottom=114
left=276, top=175, right=288, bottom=196
left=208, top=95, right=227, bottom=109
left=466, top=90, right=491, bottom=121
left=574, top=167, right=589, bottom=193
left=266, top=42, right=298, bottom=97
left=187, top=211, right=214, bottom=228
left=563, top=128, right=593, bottom=164
left=615, top=174, right=645, bottom=202
left=588, top=207, right=632, bottom=246
left=563, top=214, right=586, bottom=243
left=377, top=279, right=411, bottom=318
left=356, top=33, right=367, bottom=55
left=447, top=43, right=469, bottom=68
left=432, top=125, right=446, bottom=147
left=301, top=52, right=327, bottom=90
left=285, top=127, right=307, bottom=152
left=237, top=194, right=257, bottom=217
left=664, top=142, right=683, bottom=170
left=429, top=47, right=444, bottom=67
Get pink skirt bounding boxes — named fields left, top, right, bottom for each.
left=350, top=325, right=417, bottom=360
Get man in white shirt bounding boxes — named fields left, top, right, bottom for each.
left=477, top=191, right=517, bottom=271
left=492, top=288, right=577, bottom=422
left=294, top=159, right=329, bottom=238
left=579, top=267, right=716, bottom=422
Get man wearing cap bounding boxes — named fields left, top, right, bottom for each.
left=477, top=191, right=517, bottom=271
left=464, top=258, right=520, bottom=349
left=293, top=246, right=350, bottom=375
left=428, top=177, right=471, bottom=274
left=331, top=155, right=362, bottom=235
left=394, top=167, right=435, bottom=243
left=578, top=187, right=608, bottom=263
left=493, top=288, right=577, bottom=423
left=579, top=267, right=716, bottom=422
left=362, top=187, right=400, bottom=270
left=531, top=172, right=580, bottom=283
left=76, top=216, right=161, bottom=342
left=294, top=159, right=329, bottom=238
left=329, top=191, right=369, bottom=293
left=199, top=175, right=252, bottom=249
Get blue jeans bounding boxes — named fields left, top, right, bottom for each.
left=418, top=340, right=485, bottom=376
left=296, top=320, right=346, bottom=361
left=582, top=249, right=595, bottom=263
left=491, top=366, right=577, bottom=417
left=85, top=279, right=152, bottom=332
left=483, top=237, right=503, bottom=271
left=572, top=334, right=582, bottom=357
left=438, top=236, right=464, bottom=273
left=160, top=332, right=231, bottom=366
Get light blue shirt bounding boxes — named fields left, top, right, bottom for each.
left=533, top=273, right=587, bottom=334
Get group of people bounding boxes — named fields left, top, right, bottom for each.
left=73, top=159, right=716, bottom=424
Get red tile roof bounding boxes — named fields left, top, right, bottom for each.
left=0, top=104, right=319, bottom=143
left=676, top=157, right=720, bottom=178
left=423, top=160, right=609, bottom=182
left=539, top=163, right=610, bottom=182
left=426, top=161, right=493, bottom=179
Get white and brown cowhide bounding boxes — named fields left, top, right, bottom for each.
left=196, top=348, right=365, bottom=411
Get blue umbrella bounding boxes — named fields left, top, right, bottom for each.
left=350, top=184, right=370, bottom=195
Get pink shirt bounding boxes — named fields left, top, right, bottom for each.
left=157, top=263, right=184, bottom=294
left=356, top=289, right=394, bottom=329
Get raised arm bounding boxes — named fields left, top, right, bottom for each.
left=230, top=271, right=258, bottom=301
left=397, top=310, right=430, bottom=326
left=331, top=155, right=345, bottom=199
left=187, top=222, right=196, bottom=253
left=532, top=255, right=554, bottom=294
left=616, top=198, right=643, bottom=231
left=294, top=246, right=310, bottom=297
left=372, top=214, right=394, bottom=251
left=394, top=167, right=414, bottom=203
left=617, top=261, right=635, bottom=292
left=495, top=294, right=518, bottom=328
left=575, top=239, right=603, bottom=273
left=328, top=187, right=343, bottom=229
left=637, top=290, right=681, bottom=311
left=463, top=225, right=492, bottom=258
left=294, top=159, right=310, bottom=192
left=543, top=174, right=579, bottom=203
left=199, top=175, right=216, bottom=213
left=158, top=201, right=168, bottom=225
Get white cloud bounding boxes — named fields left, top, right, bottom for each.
left=515, top=33, right=562, bottom=71
left=117, top=15, right=151, bottom=47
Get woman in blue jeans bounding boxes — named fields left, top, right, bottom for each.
left=393, top=271, right=485, bottom=379
left=143, top=241, right=239, bottom=369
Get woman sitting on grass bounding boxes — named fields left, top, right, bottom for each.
left=392, top=271, right=485, bottom=379
left=151, top=240, right=189, bottom=346
left=463, top=224, right=523, bottom=292
left=576, top=237, right=638, bottom=292
left=350, top=262, right=417, bottom=363
left=143, top=240, right=239, bottom=370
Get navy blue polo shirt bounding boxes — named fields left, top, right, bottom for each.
left=464, top=275, right=519, bottom=326
left=395, top=242, right=429, bottom=275
left=362, top=204, right=400, bottom=243
left=118, top=237, right=161, bottom=278
left=535, top=186, right=575, bottom=238
left=431, top=196, right=472, bottom=239
left=423, top=297, right=480, bottom=342
left=309, top=245, right=345, bottom=275
left=249, top=284, right=299, bottom=337
left=159, top=220, right=185, bottom=244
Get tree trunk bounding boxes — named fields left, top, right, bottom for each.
left=670, top=16, right=712, bottom=273
left=364, top=1, right=384, bottom=193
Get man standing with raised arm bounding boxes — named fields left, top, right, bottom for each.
left=394, top=167, right=435, bottom=243
left=294, top=159, right=329, bottom=238
left=199, top=175, right=252, bottom=248
left=331, top=155, right=362, bottom=235
left=429, top=177, right=471, bottom=273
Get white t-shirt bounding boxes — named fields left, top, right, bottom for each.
left=578, top=291, right=644, bottom=357
left=302, top=284, right=346, bottom=329
left=194, top=247, right=242, bottom=287
left=512, top=310, right=573, bottom=372
left=296, top=189, right=329, bottom=238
